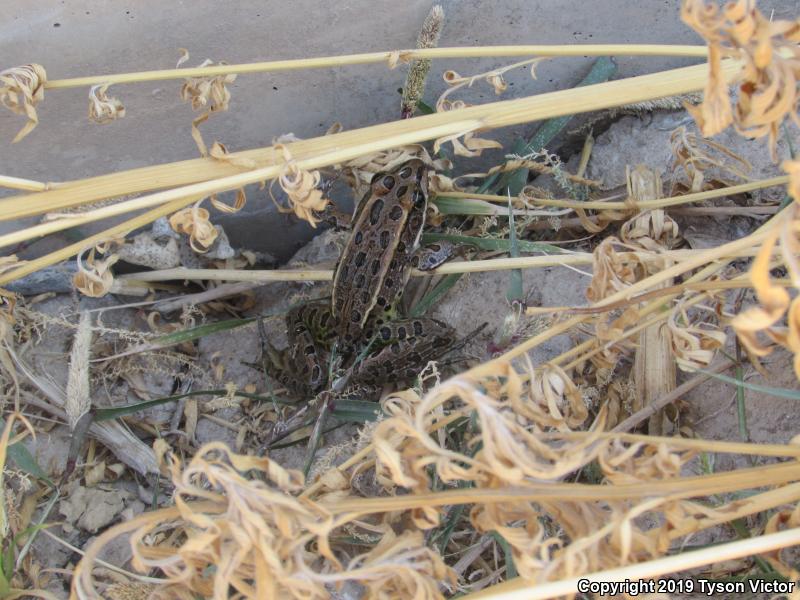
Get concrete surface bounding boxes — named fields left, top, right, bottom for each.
left=1, top=0, right=797, bottom=261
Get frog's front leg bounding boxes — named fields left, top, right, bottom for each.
left=320, top=202, right=352, bottom=231
left=412, top=241, right=459, bottom=271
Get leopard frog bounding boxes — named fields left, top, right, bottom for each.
left=264, top=159, right=459, bottom=397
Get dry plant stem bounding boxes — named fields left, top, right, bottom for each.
left=0, top=174, right=55, bottom=192
left=672, top=205, right=779, bottom=216
left=447, top=174, right=789, bottom=210
left=557, top=262, right=729, bottom=371
left=612, top=359, right=734, bottom=432
left=463, top=527, right=800, bottom=600
left=324, top=460, right=800, bottom=513
left=115, top=246, right=764, bottom=285
left=0, top=170, right=789, bottom=248
left=39, top=529, right=163, bottom=584
left=542, top=430, right=800, bottom=457
left=153, top=281, right=261, bottom=312
left=475, top=212, right=781, bottom=375
left=44, top=45, right=708, bottom=89
left=0, top=195, right=197, bottom=286
left=527, top=277, right=791, bottom=317
left=0, top=59, right=744, bottom=225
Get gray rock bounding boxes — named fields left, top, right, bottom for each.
left=117, top=232, right=181, bottom=270
left=586, top=111, right=795, bottom=202
left=151, top=216, right=179, bottom=240
left=5, top=262, right=77, bottom=295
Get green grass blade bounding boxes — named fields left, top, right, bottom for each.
left=697, top=369, right=800, bottom=400
left=505, top=195, right=524, bottom=304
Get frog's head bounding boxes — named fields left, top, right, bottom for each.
left=369, top=158, right=428, bottom=204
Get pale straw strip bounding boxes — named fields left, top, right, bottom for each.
left=0, top=174, right=57, bottom=192
left=462, top=527, right=800, bottom=600
left=443, top=175, right=790, bottom=210
left=0, top=196, right=192, bottom=285
left=115, top=246, right=763, bottom=284
left=44, top=45, right=708, bottom=89
left=0, top=59, right=743, bottom=223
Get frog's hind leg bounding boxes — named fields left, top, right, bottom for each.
left=349, top=317, right=456, bottom=387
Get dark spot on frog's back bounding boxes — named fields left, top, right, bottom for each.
left=380, top=230, right=390, bottom=248
left=360, top=291, right=370, bottom=305
left=354, top=230, right=363, bottom=245
left=369, top=198, right=384, bottom=225
left=370, top=259, right=380, bottom=275
left=354, top=251, right=366, bottom=267
left=397, top=326, right=407, bottom=340
left=389, top=205, right=404, bottom=221
left=413, top=321, right=424, bottom=335
left=398, top=165, right=413, bottom=179
left=380, top=326, right=391, bottom=340
left=350, top=309, right=362, bottom=323
left=412, top=190, right=425, bottom=206
left=355, top=274, right=365, bottom=288
left=382, top=175, right=395, bottom=190
left=395, top=185, right=408, bottom=199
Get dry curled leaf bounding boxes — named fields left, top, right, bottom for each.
left=73, top=440, right=454, bottom=600
left=669, top=126, right=752, bottom=194
left=586, top=237, right=645, bottom=303
left=436, top=57, right=546, bottom=110
left=169, top=203, right=219, bottom=252
left=681, top=0, right=800, bottom=158
left=88, top=83, right=125, bottom=124
left=0, top=63, right=47, bottom=142
left=732, top=218, right=800, bottom=377
left=73, top=248, right=120, bottom=298
left=270, top=144, right=329, bottom=227
left=178, top=52, right=236, bottom=156
left=433, top=126, right=503, bottom=158
left=667, top=308, right=727, bottom=371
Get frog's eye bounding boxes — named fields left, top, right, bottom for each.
left=398, top=165, right=413, bottom=178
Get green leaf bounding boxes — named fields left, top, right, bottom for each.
left=152, top=317, right=258, bottom=346
left=0, top=418, right=51, bottom=485
left=410, top=273, right=462, bottom=317
left=421, top=232, right=565, bottom=255
left=416, top=99, right=435, bottom=115
left=94, top=389, right=296, bottom=421
left=432, top=196, right=532, bottom=216
left=493, top=56, right=617, bottom=195
left=331, top=399, right=382, bottom=422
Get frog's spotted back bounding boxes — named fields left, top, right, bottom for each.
left=331, top=159, right=428, bottom=350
